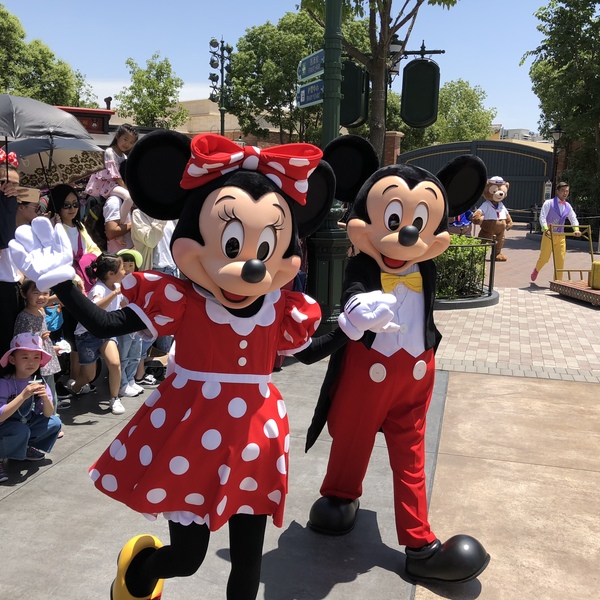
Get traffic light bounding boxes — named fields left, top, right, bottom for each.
left=340, top=60, right=369, bottom=128
left=400, top=58, right=440, bottom=128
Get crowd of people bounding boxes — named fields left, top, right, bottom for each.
left=0, top=126, right=178, bottom=484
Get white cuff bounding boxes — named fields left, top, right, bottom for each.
left=338, top=313, right=363, bottom=341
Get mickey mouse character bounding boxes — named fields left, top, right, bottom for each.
left=305, top=136, right=491, bottom=585
left=9, top=131, right=338, bottom=600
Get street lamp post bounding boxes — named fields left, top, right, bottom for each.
left=550, top=124, right=564, bottom=197
left=209, top=38, right=233, bottom=137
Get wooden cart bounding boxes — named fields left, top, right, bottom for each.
left=548, top=224, right=600, bottom=306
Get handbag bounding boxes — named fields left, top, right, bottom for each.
left=72, top=231, right=98, bottom=293
left=45, top=303, right=64, bottom=332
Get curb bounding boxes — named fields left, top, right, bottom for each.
left=434, top=289, right=500, bottom=310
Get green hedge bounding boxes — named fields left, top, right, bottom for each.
left=434, top=234, right=487, bottom=300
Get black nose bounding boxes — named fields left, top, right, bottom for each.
left=241, top=259, right=266, bottom=283
left=398, top=225, right=419, bottom=247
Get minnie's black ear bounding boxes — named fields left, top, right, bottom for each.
left=126, top=129, right=192, bottom=220
left=292, top=161, right=335, bottom=239
left=437, top=154, right=487, bottom=218
left=323, top=135, right=380, bottom=203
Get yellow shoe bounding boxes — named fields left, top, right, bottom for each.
left=110, top=535, right=164, bottom=600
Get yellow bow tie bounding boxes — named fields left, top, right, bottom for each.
left=380, top=271, right=423, bottom=293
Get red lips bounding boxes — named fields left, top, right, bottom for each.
left=382, top=256, right=406, bottom=269
left=221, top=289, right=248, bottom=303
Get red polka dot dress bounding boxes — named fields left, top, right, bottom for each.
left=89, top=272, right=321, bottom=531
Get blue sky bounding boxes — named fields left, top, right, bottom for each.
left=3, top=0, right=545, bottom=132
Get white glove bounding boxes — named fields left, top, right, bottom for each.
left=339, top=290, right=400, bottom=337
left=8, top=217, right=76, bottom=292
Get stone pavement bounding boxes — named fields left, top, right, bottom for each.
left=435, top=224, right=600, bottom=383
left=1, top=224, right=599, bottom=599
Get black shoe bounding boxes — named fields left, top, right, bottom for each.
left=308, top=496, right=360, bottom=535
left=405, top=535, right=490, bottom=584
left=55, top=382, right=73, bottom=400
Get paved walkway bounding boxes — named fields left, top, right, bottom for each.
left=435, top=224, right=600, bottom=382
left=1, top=224, right=599, bottom=599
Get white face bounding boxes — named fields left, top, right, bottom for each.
left=59, top=192, right=80, bottom=224
left=23, top=285, right=49, bottom=310
left=117, top=132, right=137, bottom=153
left=9, top=349, right=42, bottom=379
left=104, top=260, right=127, bottom=287
left=17, top=200, right=40, bottom=224
left=172, top=185, right=301, bottom=309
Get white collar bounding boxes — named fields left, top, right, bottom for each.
left=193, top=284, right=280, bottom=336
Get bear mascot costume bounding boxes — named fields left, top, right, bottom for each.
left=471, top=175, right=513, bottom=261
left=8, top=131, right=345, bottom=600
left=305, top=135, right=491, bottom=586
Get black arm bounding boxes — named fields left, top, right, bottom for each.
left=0, top=192, right=18, bottom=249
left=295, top=328, right=349, bottom=364
left=53, top=280, right=146, bottom=338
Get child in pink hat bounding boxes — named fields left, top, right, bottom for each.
left=0, top=333, right=61, bottom=483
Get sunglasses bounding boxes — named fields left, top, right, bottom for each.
left=62, top=202, right=80, bottom=210
left=18, top=202, right=43, bottom=214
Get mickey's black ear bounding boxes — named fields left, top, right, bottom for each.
left=126, top=129, right=192, bottom=220
left=323, top=135, right=379, bottom=203
left=292, top=161, right=335, bottom=238
left=437, top=154, right=487, bottom=218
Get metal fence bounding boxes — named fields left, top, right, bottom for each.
left=434, top=236, right=496, bottom=300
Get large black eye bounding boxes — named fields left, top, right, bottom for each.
left=412, top=203, right=429, bottom=232
left=257, top=227, right=276, bottom=262
left=384, top=200, right=403, bottom=231
left=221, top=221, right=244, bottom=258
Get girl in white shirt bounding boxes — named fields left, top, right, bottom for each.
left=70, top=254, right=126, bottom=415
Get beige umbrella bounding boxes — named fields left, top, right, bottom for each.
left=7, top=136, right=105, bottom=189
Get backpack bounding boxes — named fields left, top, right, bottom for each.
left=83, top=195, right=108, bottom=251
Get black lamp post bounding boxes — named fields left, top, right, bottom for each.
left=550, top=124, right=564, bottom=197
left=209, top=38, right=233, bottom=137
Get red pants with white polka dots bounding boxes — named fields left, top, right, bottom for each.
left=321, top=344, right=437, bottom=547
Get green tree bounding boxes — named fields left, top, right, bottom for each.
left=301, top=0, right=459, bottom=160
left=0, top=4, right=27, bottom=93
left=1, top=5, right=94, bottom=107
left=10, top=39, right=77, bottom=106
left=524, top=0, right=600, bottom=207
left=229, top=11, right=324, bottom=144
left=73, top=71, right=99, bottom=109
left=115, top=53, right=188, bottom=129
left=350, top=80, right=495, bottom=153
left=399, top=79, right=495, bottom=152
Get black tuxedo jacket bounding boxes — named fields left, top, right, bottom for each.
left=305, top=252, right=441, bottom=451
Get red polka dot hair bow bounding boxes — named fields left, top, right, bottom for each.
left=0, top=148, right=19, bottom=168
left=180, top=133, right=322, bottom=205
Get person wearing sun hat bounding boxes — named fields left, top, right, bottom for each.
left=0, top=333, right=62, bottom=483
left=117, top=248, right=143, bottom=270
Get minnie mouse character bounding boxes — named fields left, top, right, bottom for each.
left=9, top=131, right=337, bottom=600
left=305, top=136, right=491, bottom=585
